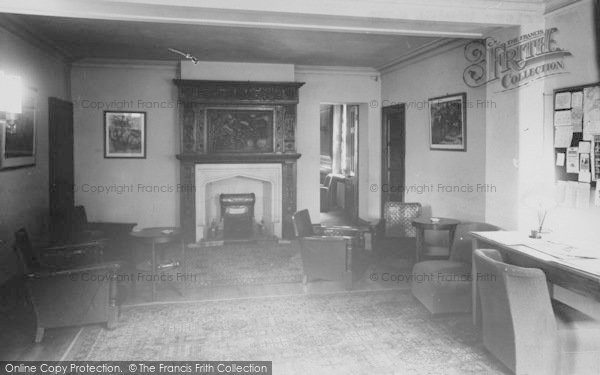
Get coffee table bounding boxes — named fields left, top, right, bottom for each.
left=130, top=227, right=185, bottom=301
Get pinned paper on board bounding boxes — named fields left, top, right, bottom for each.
left=566, top=147, right=579, bottom=173
left=583, top=86, right=600, bottom=124
left=554, top=126, right=573, bottom=147
left=571, top=108, right=584, bottom=131
left=578, top=153, right=591, bottom=183
left=578, top=141, right=592, bottom=154
left=554, top=110, right=572, bottom=127
left=555, top=92, right=572, bottom=110
left=572, top=91, right=583, bottom=109
left=578, top=170, right=591, bottom=183
left=556, top=152, right=566, bottom=166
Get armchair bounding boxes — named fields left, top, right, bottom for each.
left=411, top=222, right=499, bottom=314
left=474, top=249, right=600, bottom=375
left=292, top=209, right=363, bottom=289
left=63, top=206, right=137, bottom=260
left=373, top=202, right=421, bottom=256
left=14, top=228, right=122, bottom=343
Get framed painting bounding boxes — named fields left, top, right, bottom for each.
left=428, top=93, right=467, bottom=151
left=104, top=111, right=146, bottom=158
left=0, top=87, right=37, bottom=170
left=205, top=108, right=275, bottom=153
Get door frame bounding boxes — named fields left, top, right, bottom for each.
left=381, top=104, right=406, bottom=216
left=48, top=97, right=75, bottom=236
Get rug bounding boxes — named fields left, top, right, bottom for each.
left=143, top=241, right=304, bottom=288
left=65, top=290, right=507, bottom=374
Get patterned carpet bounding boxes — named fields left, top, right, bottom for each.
left=66, top=290, right=507, bottom=374
left=143, top=241, right=304, bottom=288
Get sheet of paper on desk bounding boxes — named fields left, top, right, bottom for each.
left=563, top=258, right=600, bottom=276
left=473, top=231, right=528, bottom=246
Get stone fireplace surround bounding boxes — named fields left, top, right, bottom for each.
left=175, top=80, right=304, bottom=243
left=195, top=163, right=282, bottom=242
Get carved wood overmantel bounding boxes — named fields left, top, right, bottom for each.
left=174, top=79, right=304, bottom=242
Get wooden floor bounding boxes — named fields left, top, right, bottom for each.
left=0, top=246, right=413, bottom=361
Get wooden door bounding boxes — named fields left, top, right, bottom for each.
left=381, top=104, right=406, bottom=213
left=48, top=97, right=75, bottom=238
left=344, top=105, right=359, bottom=221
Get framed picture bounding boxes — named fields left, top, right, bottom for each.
left=205, top=107, right=275, bottom=153
left=0, top=87, right=37, bottom=170
left=428, top=93, right=467, bottom=151
left=104, top=111, right=146, bottom=158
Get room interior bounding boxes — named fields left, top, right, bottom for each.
left=0, top=0, right=599, bottom=373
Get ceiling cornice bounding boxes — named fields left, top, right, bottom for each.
left=71, top=58, right=179, bottom=70
left=295, top=65, right=380, bottom=77
left=0, top=14, right=73, bottom=62
left=378, top=38, right=468, bottom=74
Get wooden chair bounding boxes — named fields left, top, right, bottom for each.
left=14, top=228, right=122, bottom=343
left=292, top=209, right=363, bottom=289
left=474, top=248, right=600, bottom=375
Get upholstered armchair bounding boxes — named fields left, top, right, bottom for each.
left=292, top=209, right=363, bottom=289
left=373, top=202, right=421, bottom=256
left=411, top=222, right=499, bottom=314
left=474, top=248, right=600, bottom=375
left=14, top=228, right=122, bottom=343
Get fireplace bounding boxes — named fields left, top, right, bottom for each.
left=219, top=193, right=255, bottom=239
left=175, top=80, right=304, bottom=243
left=194, top=163, right=283, bottom=241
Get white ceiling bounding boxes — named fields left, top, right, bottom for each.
left=0, top=0, right=566, bottom=69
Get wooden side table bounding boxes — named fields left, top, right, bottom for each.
left=411, top=218, right=460, bottom=262
left=130, top=227, right=185, bottom=301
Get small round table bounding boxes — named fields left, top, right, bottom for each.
left=130, top=227, right=184, bottom=301
left=411, top=218, right=460, bottom=262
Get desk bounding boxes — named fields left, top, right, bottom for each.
left=471, top=231, right=600, bottom=327
left=130, top=227, right=185, bottom=301
left=411, top=218, right=460, bottom=262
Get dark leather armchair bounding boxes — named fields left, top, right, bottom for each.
left=474, top=248, right=600, bottom=375
left=292, top=209, right=363, bottom=289
left=411, top=222, right=499, bottom=314
left=373, top=202, right=421, bottom=256
left=67, top=206, right=137, bottom=260
left=14, top=228, right=121, bottom=343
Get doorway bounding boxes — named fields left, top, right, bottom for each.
left=48, top=97, right=75, bottom=239
left=381, top=104, right=406, bottom=214
left=319, top=103, right=359, bottom=225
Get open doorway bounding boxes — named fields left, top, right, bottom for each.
left=319, top=103, right=359, bottom=225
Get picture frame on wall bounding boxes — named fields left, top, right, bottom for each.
left=104, top=111, right=146, bottom=158
left=428, top=92, right=467, bottom=151
left=0, top=87, right=37, bottom=170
